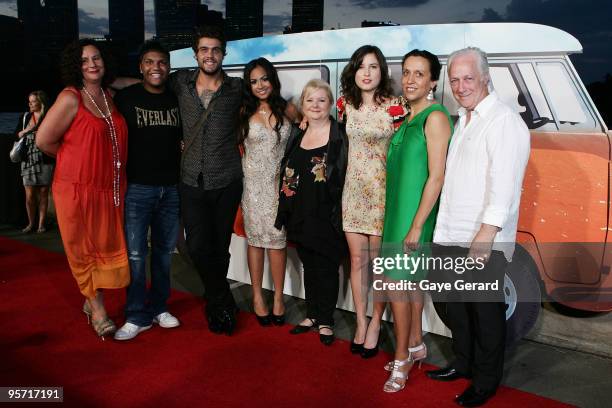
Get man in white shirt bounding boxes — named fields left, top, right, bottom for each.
left=426, top=47, right=530, bottom=407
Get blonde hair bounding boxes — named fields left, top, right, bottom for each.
left=299, top=79, right=334, bottom=112
left=29, top=90, right=49, bottom=116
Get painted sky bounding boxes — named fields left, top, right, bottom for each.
left=0, top=0, right=610, bottom=83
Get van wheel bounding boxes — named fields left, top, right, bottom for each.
left=432, top=245, right=541, bottom=347
left=504, top=246, right=541, bottom=345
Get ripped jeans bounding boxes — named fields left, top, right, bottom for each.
left=124, top=183, right=180, bottom=326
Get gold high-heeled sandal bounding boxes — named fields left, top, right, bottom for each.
left=82, top=300, right=92, bottom=324
left=384, top=342, right=427, bottom=371
left=92, top=317, right=117, bottom=340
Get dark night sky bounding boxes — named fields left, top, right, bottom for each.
left=0, top=0, right=610, bottom=83
left=478, top=0, right=612, bottom=84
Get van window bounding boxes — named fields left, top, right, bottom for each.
left=277, top=67, right=329, bottom=104
left=536, top=62, right=597, bottom=130
left=443, top=65, right=543, bottom=127
left=441, top=65, right=529, bottom=120
left=490, top=66, right=523, bottom=112
left=389, top=62, right=403, bottom=97
left=440, top=62, right=593, bottom=131
left=516, top=63, right=556, bottom=130
left=489, top=65, right=554, bottom=130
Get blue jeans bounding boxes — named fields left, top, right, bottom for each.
left=124, top=183, right=180, bottom=326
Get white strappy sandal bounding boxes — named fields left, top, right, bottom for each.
left=384, top=342, right=427, bottom=371
left=383, top=357, right=411, bottom=393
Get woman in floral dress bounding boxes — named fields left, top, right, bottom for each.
left=338, top=45, right=407, bottom=358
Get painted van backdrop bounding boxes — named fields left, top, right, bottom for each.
left=171, top=22, right=611, bottom=343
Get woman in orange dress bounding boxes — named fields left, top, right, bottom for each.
left=37, top=39, right=129, bottom=338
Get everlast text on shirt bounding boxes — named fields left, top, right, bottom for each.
left=135, top=107, right=180, bottom=128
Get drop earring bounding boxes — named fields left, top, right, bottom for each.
left=427, top=89, right=434, bottom=101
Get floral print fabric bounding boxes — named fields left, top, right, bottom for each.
left=339, top=96, right=407, bottom=236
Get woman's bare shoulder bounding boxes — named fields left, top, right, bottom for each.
left=57, top=88, right=80, bottom=105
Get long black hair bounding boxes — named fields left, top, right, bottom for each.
left=340, top=45, right=393, bottom=108
left=239, top=57, right=287, bottom=144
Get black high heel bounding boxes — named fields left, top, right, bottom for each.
left=318, top=325, right=335, bottom=346
left=361, top=326, right=382, bottom=359
left=350, top=341, right=364, bottom=354
left=289, top=318, right=316, bottom=334
left=271, top=313, right=285, bottom=326
left=361, top=343, right=379, bottom=358
left=256, top=313, right=272, bottom=326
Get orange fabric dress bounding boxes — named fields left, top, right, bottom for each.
left=52, top=88, right=130, bottom=298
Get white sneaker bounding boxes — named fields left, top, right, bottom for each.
left=113, top=322, right=152, bottom=341
left=153, top=312, right=180, bottom=328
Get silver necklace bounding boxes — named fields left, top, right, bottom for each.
left=82, top=87, right=121, bottom=207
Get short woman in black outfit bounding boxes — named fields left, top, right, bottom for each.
left=275, top=79, right=348, bottom=346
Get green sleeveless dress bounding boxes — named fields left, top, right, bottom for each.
left=380, top=103, right=453, bottom=281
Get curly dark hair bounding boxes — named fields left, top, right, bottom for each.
left=60, top=38, right=116, bottom=88
left=340, top=45, right=393, bottom=109
left=401, top=49, right=442, bottom=92
left=238, top=58, right=287, bottom=144
left=192, top=25, right=227, bottom=55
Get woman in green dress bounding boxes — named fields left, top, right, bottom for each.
left=380, top=49, right=453, bottom=393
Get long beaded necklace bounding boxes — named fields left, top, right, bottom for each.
left=82, top=87, right=121, bottom=207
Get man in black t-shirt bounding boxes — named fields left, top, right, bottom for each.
left=112, top=27, right=243, bottom=336
left=113, top=41, right=182, bottom=341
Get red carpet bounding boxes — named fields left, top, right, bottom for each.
left=0, top=236, right=573, bottom=407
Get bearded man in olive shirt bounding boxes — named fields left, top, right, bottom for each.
left=167, top=26, right=243, bottom=335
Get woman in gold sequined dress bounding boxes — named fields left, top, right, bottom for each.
left=238, top=58, right=298, bottom=326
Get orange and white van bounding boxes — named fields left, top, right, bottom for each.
left=172, top=23, right=611, bottom=340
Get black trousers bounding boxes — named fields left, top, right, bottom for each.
left=433, top=245, right=508, bottom=392
left=179, top=179, right=242, bottom=314
left=296, top=245, right=340, bottom=327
